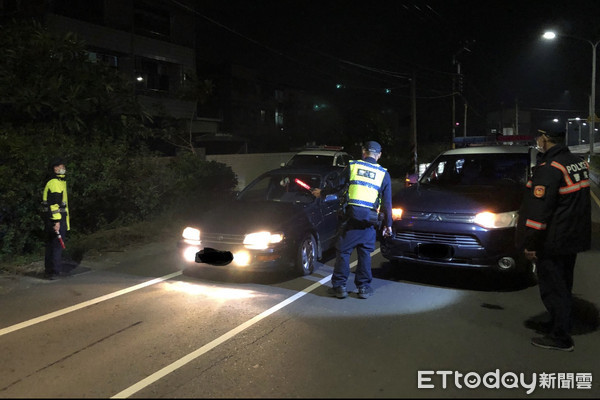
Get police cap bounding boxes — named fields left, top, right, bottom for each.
left=536, top=129, right=565, bottom=139
left=363, top=141, right=382, bottom=153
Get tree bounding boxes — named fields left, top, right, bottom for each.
left=0, top=18, right=236, bottom=264
left=0, top=18, right=150, bottom=260
left=159, top=71, right=214, bottom=155
left=0, top=18, right=146, bottom=136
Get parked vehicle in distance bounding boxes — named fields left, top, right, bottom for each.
left=177, top=166, right=346, bottom=276
left=381, top=145, right=538, bottom=278
left=281, top=145, right=352, bottom=169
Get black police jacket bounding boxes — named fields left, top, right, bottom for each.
left=516, top=144, right=591, bottom=256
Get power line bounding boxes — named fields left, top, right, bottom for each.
left=168, top=0, right=458, bottom=96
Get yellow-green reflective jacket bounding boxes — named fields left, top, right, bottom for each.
left=42, top=175, right=70, bottom=230
left=347, top=160, right=387, bottom=209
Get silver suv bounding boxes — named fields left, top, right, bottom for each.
left=281, top=146, right=352, bottom=168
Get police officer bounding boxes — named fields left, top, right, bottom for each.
left=42, top=158, right=70, bottom=280
left=517, top=129, right=591, bottom=351
left=326, top=141, right=393, bottom=299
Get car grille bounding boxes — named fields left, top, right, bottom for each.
left=202, top=233, right=245, bottom=245
left=394, top=231, right=483, bottom=249
left=402, top=211, right=475, bottom=223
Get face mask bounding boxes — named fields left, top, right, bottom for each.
left=57, top=168, right=66, bottom=175
left=535, top=137, right=545, bottom=153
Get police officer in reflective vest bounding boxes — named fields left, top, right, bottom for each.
left=517, top=129, right=591, bottom=351
left=42, top=158, right=70, bottom=280
left=328, top=141, right=392, bottom=299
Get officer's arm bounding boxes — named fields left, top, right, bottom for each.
left=380, top=172, right=393, bottom=228
left=522, top=166, right=560, bottom=250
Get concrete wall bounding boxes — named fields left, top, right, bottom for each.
left=206, top=153, right=296, bottom=190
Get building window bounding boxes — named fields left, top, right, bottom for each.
left=87, top=51, right=118, bottom=68
left=50, top=0, right=104, bottom=24
left=135, top=57, right=178, bottom=92
left=275, top=110, right=284, bottom=126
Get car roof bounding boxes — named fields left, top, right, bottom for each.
left=441, top=145, right=531, bottom=156
left=293, top=150, right=346, bottom=156
left=269, top=165, right=341, bottom=176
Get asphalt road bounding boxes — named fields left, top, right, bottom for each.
left=0, top=176, right=599, bottom=398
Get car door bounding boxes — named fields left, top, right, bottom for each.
left=318, top=171, right=345, bottom=248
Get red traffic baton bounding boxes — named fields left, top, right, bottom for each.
left=56, top=231, right=66, bottom=249
left=294, top=178, right=312, bottom=191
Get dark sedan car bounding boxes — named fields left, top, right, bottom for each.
left=381, top=145, right=538, bottom=276
left=177, top=166, right=345, bottom=275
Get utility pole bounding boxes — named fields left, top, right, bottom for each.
left=463, top=102, right=468, bottom=137
left=452, top=60, right=459, bottom=142
left=514, top=98, right=519, bottom=135
left=452, top=41, right=472, bottom=142
left=410, top=71, right=418, bottom=174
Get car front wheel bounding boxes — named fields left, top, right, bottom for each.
left=296, top=233, right=317, bottom=276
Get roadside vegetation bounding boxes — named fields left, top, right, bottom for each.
left=0, top=19, right=236, bottom=274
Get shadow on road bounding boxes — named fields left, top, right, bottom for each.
left=523, top=296, right=600, bottom=336
left=372, top=260, right=537, bottom=292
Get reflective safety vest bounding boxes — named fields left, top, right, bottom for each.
left=347, top=160, right=387, bottom=209
left=42, top=174, right=70, bottom=230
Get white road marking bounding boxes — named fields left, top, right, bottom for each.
left=1, top=246, right=380, bottom=397
left=0, top=271, right=182, bottom=337
left=112, top=248, right=381, bottom=398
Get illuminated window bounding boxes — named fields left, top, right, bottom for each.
left=134, top=57, right=179, bottom=92
left=87, top=51, right=118, bottom=68
left=275, top=110, right=283, bottom=126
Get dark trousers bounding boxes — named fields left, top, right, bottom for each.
left=44, top=222, right=66, bottom=276
left=332, top=222, right=376, bottom=289
left=536, top=253, right=577, bottom=342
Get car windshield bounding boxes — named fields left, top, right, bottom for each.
left=420, top=153, right=529, bottom=186
left=287, top=154, right=334, bottom=167
left=238, top=173, right=321, bottom=203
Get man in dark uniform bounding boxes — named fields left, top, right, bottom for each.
left=42, top=158, right=70, bottom=280
left=323, top=141, right=393, bottom=299
left=517, top=129, right=591, bottom=351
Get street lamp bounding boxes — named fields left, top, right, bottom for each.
left=543, top=30, right=599, bottom=158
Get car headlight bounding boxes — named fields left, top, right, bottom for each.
left=473, top=211, right=518, bottom=229
left=392, top=207, right=403, bottom=221
left=243, top=231, right=284, bottom=250
left=182, top=227, right=201, bottom=244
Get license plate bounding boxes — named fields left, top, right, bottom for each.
left=416, top=243, right=453, bottom=260
left=195, top=248, right=233, bottom=265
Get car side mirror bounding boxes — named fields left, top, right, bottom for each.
left=324, top=194, right=338, bottom=202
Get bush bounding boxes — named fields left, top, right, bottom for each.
left=165, top=153, right=238, bottom=215
left=0, top=137, right=237, bottom=264
left=0, top=20, right=240, bottom=267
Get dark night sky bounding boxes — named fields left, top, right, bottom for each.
left=190, top=0, right=600, bottom=134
